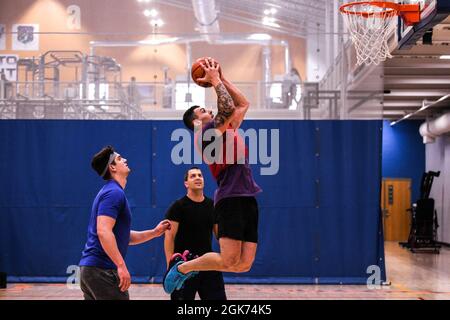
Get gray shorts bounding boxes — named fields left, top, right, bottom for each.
left=80, top=266, right=129, bottom=300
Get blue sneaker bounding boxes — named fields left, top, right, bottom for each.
left=162, top=253, right=183, bottom=287
left=163, top=261, right=193, bottom=294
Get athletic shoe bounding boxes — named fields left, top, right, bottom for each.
left=163, top=261, right=192, bottom=294
left=168, top=252, right=185, bottom=270
left=181, top=250, right=199, bottom=279
left=162, top=250, right=200, bottom=293
left=162, top=253, right=184, bottom=286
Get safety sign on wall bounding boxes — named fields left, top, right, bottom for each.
left=0, top=55, right=18, bottom=81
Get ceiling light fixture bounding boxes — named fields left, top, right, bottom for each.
left=262, top=16, right=280, bottom=28
left=247, top=33, right=272, bottom=41
left=144, top=9, right=158, bottom=17
left=264, top=7, right=277, bottom=15
left=139, top=37, right=178, bottom=45
left=390, top=94, right=450, bottom=126
left=150, top=19, right=164, bottom=27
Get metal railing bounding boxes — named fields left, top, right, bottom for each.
left=0, top=79, right=384, bottom=120
left=0, top=80, right=306, bottom=119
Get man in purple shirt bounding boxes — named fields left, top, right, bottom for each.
left=163, top=58, right=262, bottom=294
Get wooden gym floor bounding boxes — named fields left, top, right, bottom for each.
left=1, top=242, right=449, bottom=300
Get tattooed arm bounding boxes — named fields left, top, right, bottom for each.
left=197, top=58, right=236, bottom=133
left=221, top=77, right=249, bottom=130
left=213, top=81, right=236, bottom=132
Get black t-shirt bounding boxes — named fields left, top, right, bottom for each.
left=165, top=196, right=216, bottom=256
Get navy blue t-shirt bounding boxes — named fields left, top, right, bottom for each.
left=79, top=180, right=132, bottom=269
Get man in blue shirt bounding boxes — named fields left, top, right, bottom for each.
left=79, top=145, right=171, bottom=300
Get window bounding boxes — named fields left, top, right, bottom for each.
left=175, top=82, right=205, bottom=110
left=269, top=82, right=302, bottom=110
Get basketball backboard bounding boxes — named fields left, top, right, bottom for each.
left=399, top=0, right=435, bottom=36
left=397, top=0, right=450, bottom=50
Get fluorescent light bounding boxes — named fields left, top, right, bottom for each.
left=150, top=19, right=164, bottom=27
left=144, top=9, right=158, bottom=17
left=440, top=55, right=450, bottom=59
left=139, top=37, right=178, bottom=45
left=262, top=16, right=280, bottom=28
left=391, top=94, right=450, bottom=126
left=247, top=33, right=272, bottom=41
left=264, top=7, right=277, bottom=15
left=390, top=113, right=412, bottom=126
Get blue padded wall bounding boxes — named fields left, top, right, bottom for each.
left=0, top=120, right=385, bottom=284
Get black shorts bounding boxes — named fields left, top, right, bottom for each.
left=215, top=196, right=259, bottom=243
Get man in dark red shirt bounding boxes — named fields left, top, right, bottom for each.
left=163, top=58, right=261, bottom=294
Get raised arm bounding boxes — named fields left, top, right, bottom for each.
left=220, top=76, right=250, bottom=129
left=214, top=82, right=236, bottom=131
left=198, top=58, right=235, bottom=133
left=221, top=77, right=249, bottom=110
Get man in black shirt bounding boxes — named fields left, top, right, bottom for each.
left=164, top=167, right=226, bottom=300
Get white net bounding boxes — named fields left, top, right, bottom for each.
left=342, top=2, right=398, bottom=66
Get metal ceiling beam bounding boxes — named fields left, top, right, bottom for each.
left=221, top=0, right=326, bottom=21
left=218, top=11, right=308, bottom=38
left=159, top=0, right=311, bottom=37
left=220, top=6, right=314, bottom=32
left=220, top=5, right=323, bottom=28
left=267, top=0, right=327, bottom=15
left=383, top=90, right=450, bottom=99
left=384, top=75, right=450, bottom=85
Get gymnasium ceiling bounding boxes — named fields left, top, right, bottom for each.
left=159, top=0, right=328, bottom=38
left=385, top=14, right=450, bottom=120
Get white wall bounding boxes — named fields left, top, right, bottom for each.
left=306, top=0, right=341, bottom=82
left=306, top=32, right=327, bottom=82
left=426, top=134, right=450, bottom=244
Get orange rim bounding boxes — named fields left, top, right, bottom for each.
left=340, top=1, right=397, bottom=18
left=340, top=1, right=420, bottom=24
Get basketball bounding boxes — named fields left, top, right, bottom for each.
left=191, top=57, right=221, bottom=88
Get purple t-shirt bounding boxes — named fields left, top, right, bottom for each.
left=199, top=120, right=262, bottom=205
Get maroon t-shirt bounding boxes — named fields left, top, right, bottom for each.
left=196, top=120, right=262, bottom=205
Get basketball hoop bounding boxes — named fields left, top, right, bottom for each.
left=340, top=1, right=421, bottom=65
